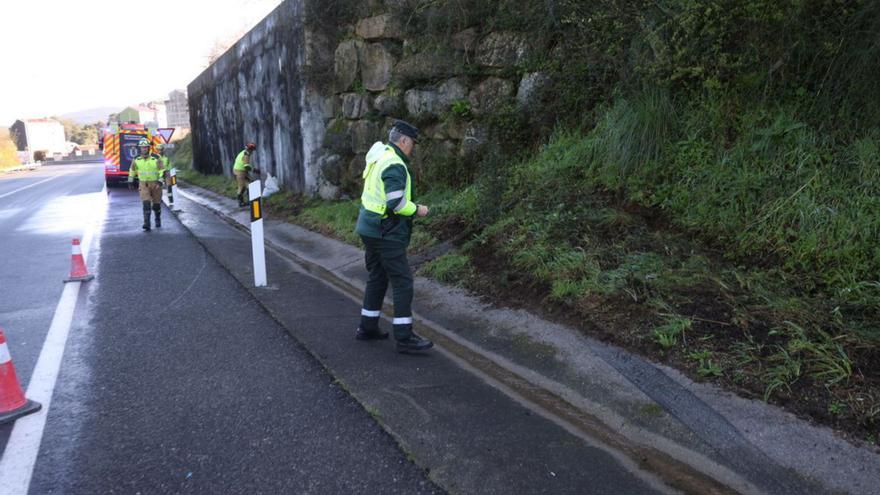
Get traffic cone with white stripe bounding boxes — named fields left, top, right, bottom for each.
left=63, top=238, right=93, bottom=283
left=0, top=328, right=42, bottom=425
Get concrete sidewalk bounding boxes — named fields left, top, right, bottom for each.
left=169, top=183, right=879, bottom=495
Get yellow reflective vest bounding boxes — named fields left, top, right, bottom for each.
left=360, top=144, right=416, bottom=217
left=233, top=150, right=251, bottom=172
left=129, top=155, right=163, bottom=182
left=355, top=142, right=418, bottom=244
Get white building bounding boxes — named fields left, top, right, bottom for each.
left=165, top=90, right=190, bottom=129
left=137, top=103, right=168, bottom=128
left=10, top=118, right=67, bottom=158
left=117, top=102, right=168, bottom=128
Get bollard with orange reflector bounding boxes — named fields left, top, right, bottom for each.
left=168, top=168, right=181, bottom=212
left=249, top=180, right=267, bottom=287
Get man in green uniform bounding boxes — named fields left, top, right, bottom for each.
left=355, top=120, right=433, bottom=353
left=233, top=142, right=257, bottom=206
left=128, top=138, right=165, bottom=231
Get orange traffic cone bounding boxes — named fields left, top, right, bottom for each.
left=0, top=328, right=42, bottom=425
left=63, top=238, right=94, bottom=283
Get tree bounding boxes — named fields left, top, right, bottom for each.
left=57, top=118, right=78, bottom=142
left=204, top=29, right=247, bottom=66
left=57, top=118, right=99, bottom=145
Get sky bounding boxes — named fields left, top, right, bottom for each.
left=0, top=0, right=283, bottom=126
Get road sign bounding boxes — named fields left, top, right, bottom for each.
left=156, top=128, right=175, bottom=143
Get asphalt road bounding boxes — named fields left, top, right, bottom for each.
left=0, top=163, right=105, bottom=450
left=0, top=165, right=438, bottom=493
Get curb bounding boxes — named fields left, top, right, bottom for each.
left=1, top=163, right=42, bottom=174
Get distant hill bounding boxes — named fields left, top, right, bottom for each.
left=59, top=107, right=120, bottom=124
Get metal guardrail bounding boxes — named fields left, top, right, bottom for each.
left=46, top=155, right=104, bottom=164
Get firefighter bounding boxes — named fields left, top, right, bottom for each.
left=154, top=143, right=170, bottom=204
left=233, top=142, right=258, bottom=207
left=128, top=138, right=165, bottom=231
left=155, top=143, right=170, bottom=181
left=354, top=120, right=433, bottom=353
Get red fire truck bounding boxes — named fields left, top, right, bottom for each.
left=100, top=123, right=162, bottom=187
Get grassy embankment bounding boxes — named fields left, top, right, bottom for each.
left=421, top=96, right=879, bottom=443
left=0, top=127, right=21, bottom=171
left=174, top=1, right=880, bottom=443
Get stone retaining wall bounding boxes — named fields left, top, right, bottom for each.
left=189, top=0, right=551, bottom=198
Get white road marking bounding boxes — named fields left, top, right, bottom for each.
left=0, top=283, right=80, bottom=495
left=0, top=175, right=64, bottom=200
left=0, top=183, right=107, bottom=495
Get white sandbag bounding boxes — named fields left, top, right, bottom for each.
left=263, top=174, right=280, bottom=198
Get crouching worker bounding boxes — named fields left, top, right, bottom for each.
left=234, top=142, right=258, bottom=207
left=128, top=138, right=165, bottom=231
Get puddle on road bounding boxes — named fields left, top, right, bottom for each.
left=15, top=191, right=106, bottom=236
left=0, top=207, right=24, bottom=220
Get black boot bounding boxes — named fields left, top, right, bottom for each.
left=356, top=326, right=389, bottom=340
left=237, top=192, right=247, bottom=207
left=396, top=332, right=433, bottom=353
left=356, top=315, right=388, bottom=340
left=153, top=204, right=161, bottom=228
left=142, top=201, right=151, bottom=231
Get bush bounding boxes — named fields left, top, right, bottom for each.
left=169, top=134, right=193, bottom=170
left=0, top=128, right=20, bottom=169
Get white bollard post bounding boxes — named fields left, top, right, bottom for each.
left=169, top=168, right=179, bottom=212
left=248, top=180, right=267, bottom=287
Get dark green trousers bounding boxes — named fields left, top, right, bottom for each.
left=360, top=235, right=413, bottom=340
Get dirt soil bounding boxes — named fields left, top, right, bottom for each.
left=452, top=219, right=880, bottom=449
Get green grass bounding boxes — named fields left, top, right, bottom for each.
left=455, top=92, right=879, bottom=340
left=761, top=347, right=803, bottom=401
left=176, top=168, right=238, bottom=198
left=489, top=96, right=880, bottom=321
left=689, top=350, right=724, bottom=378
left=652, top=315, right=693, bottom=350
left=420, top=253, right=471, bottom=284
left=293, top=199, right=361, bottom=246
